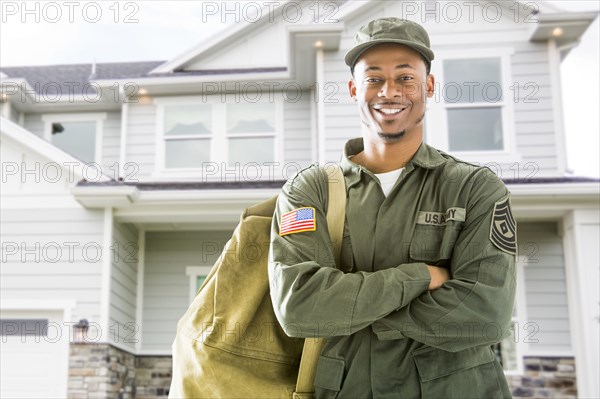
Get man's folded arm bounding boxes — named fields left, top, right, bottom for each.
left=372, top=181, right=517, bottom=353
left=268, top=168, right=431, bottom=338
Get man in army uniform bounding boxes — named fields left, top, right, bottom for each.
left=269, top=17, right=516, bottom=398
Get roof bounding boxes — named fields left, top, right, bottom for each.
left=0, top=61, right=164, bottom=95
left=0, top=62, right=288, bottom=95
left=75, top=176, right=599, bottom=191
left=76, top=179, right=287, bottom=190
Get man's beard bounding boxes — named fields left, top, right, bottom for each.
left=377, top=130, right=406, bottom=143
left=362, top=112, right=426, bottom=143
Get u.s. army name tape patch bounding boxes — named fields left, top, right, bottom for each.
left=279, top=207, right=316, bottom=236
left=490, top=196, right=517, bottom=255
left=417, top=207, right=466, bottom=226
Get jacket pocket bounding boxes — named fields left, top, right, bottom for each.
left=314, top=356, right=345, bottom=398
left=409, top=220, right=463, bottom=265
left=413, top=346, right=508, bottom=399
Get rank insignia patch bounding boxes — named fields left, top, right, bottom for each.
left=490, top=196, right=517, bottom=255
left=279, top=207, right=316, bottom=236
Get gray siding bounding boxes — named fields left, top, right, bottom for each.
left=23, top=113, right=45, bottom=138
left=0, top=208, right=105, bottom=323
left=519, top=222, right=571, bottom=354
left=8, top=102, right=20, bottom=123
left=125, top=101, right=156, bottom=180
left=283, top=91, right=313, bottom=168
left=142, top=231, right=231, bottom=351
left=109, top=221, right=138, bottom=350
left=101, top=111, right=122, bottom=177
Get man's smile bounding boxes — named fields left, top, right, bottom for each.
left=372, top=103, right=409, bottom=120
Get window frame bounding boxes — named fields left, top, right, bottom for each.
left=425, top=47, right=520, bottom=163
left=42, top=112, right=107, bottom=164
left=185, top=265, right=213, bottom=302
left=153, top=96, right=283, bottom=180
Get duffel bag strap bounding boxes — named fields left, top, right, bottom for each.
left=294, top=164, right=346, bottom=397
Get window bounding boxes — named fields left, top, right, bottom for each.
left=493, top=255, right=528, bottom=375
left=226, top=102, right=276, bottom=165
left=42, top=113, right=106, bottom=164
left=155, top=97, right=282, bottom=178
left=0, top=319, right=49, bottom=336
left=186, top=266, right=213, bottom=302
left=163, top=104, right=212, bottom=168
left=425, top=48, right=518, bottom=163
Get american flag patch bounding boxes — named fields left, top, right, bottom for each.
left=279, top=207, right=316, bottom=236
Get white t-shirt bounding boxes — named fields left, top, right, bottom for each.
left=375, top=167, right=404, bottom=197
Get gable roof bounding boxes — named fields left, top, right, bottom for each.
left=148, top=0, right=576, bottom=75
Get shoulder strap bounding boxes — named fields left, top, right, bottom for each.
left=294, top=165, right=346, bottom=398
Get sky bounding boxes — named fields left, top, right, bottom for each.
left=0, top=0, right=598, bottom=177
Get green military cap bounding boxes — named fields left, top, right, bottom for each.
left=344, top=17, right=435, bottom=68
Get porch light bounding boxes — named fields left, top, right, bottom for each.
left=314, top=40, right=324, bottom=48
left=73, top=319, right=89, bottom=343
left=138, top=88, right=148, bottom=95
left=552, top=27, right=564, bottom=37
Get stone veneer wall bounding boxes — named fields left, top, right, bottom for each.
left=507, top=357, right=577, bottom=398
left=70, top=348, right=576, bottom=398
left=68, top=343, right=136, bottom=399
left=68, top=344, right=172, bottom=399
left=134, top=356, right=172, bottom=398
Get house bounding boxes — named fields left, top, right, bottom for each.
left=1, top=1, right=598, bottom=398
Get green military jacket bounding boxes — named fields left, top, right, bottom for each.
left=269, top=138, right=516, bottom=399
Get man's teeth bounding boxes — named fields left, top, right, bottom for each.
left=378, top=109, right=403, bottom=114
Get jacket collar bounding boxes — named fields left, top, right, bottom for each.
left=340, top=137, right=446, bottom=187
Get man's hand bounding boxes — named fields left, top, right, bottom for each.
left=427, top=265, right=450, bottom=290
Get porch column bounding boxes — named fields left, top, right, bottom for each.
left=562, top=209, right=600, bottom=398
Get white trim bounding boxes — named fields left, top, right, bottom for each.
left=186, top=265, right=213, bottom=302
left=507, top=182, right=599, bottom=197
left=137, top=349, right=172, bottom=356
left=1, top=99, right=10, bottom=119
left=0, top=300, right=76, bottom=313
left=148, top=2, right=289, bottom=74
left=548, top=39, right=568, bottom=175
left=119, top=101, right=129, bottom=180
left=275, top=99, right=284, bottom=165
left=427, top=47, right=520, bottom=163
left=316, top=48, right=326, bottom=164
left=100, top=207, right=114, bottom=342
left=153, top=96, right=283, bottom=178
left=310, top=86, right=318, bottom=162
left=92, top=70, right=291, bottom=89
left=41, top=112, right=108, bottom=165
left=154, top=103, right=165, bottom=172
left=562, top=210, right=600, bottom=398
left=41, top=112, right=107, bottom=124
left=135, top=229, right=146, bottom=353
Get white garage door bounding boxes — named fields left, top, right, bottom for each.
left=0, top=309, right=69, bottom=398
